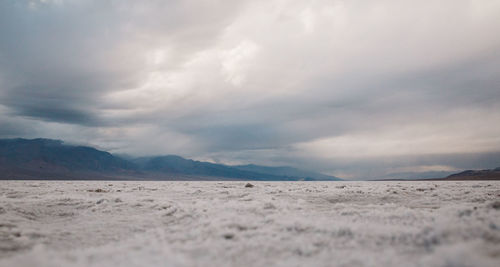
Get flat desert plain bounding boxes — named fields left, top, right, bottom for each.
left=1, top=181, right=499, bottom=267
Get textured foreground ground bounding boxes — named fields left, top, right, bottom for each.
left=0, top=181, right=499, bottom=267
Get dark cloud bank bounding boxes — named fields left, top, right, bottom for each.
left=1, top=0, right=500, bottom=179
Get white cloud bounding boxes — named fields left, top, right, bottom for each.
left=221, top=40, right=260, bottom=86
left=1, top=0, right=500, bottom=178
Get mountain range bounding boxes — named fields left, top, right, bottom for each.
left=376, top=168, right=500, bottom=181
left=0, top=138, right=342, bottom=181
left=441, top=168, right=500, bottom=180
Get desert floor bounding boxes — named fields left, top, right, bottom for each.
left=1, top=181, right=499, bottom=267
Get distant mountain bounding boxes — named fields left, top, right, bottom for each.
left=375, top=168, right=500, bottom=181
left=0, top=138, right=341, bottom=181
left=443, top=168, right=500, bottom=180
left=132, top=156, right=341, bottom=181
left=233, top=164, right=342, bottom=181
left=0, top=138, right=135, bottom=171
left=0, top=138, right=138, bottom=179
left=132, top=155, right=285, bottom=180
left=379, top=171, right=457, bottom=180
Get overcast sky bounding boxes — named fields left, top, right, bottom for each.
left=1, top=0, right=500, bottom=179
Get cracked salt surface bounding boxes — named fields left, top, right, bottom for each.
left=0, top=181, right=499, bottom=267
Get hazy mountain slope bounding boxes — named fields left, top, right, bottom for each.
left=133, top=156, right=299, bottom=181
left=233, top=164, right=342, bottom=181
left=379, top=171, right=457, bottom=180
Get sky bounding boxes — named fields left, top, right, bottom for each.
left=1, top=0, right=500, bottom=179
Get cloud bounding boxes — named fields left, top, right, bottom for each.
left=1, top=0, right=500, bottom=179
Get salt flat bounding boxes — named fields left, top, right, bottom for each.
left=0, top=181, right=499, bottom=267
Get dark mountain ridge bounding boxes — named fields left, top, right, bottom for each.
left=0, top=138, right=136, bottom=171
left=443, top=168, right=500, bottom=180
left=0, top=138, right=341, bottom=181
left=376, top=168, right=500, bottom=181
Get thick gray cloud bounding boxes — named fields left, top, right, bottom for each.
left=1, top=0, right=500, bottom=179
